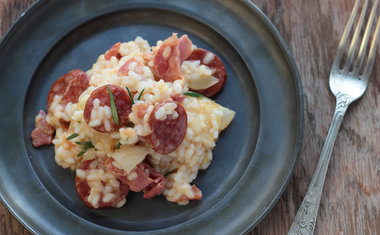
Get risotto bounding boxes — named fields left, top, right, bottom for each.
left=31, top=33, right=235, bottom=208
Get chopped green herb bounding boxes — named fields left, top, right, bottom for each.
left=165, top=169, right=177, bottom=177
left=77, top=149, right=87, bottom=157
left=75, top=141, right=94, bottom=157
left=130, top=122, right=135, bottom=128
left=115, top=142, right=121, bottom=149
left=75, top=141, right=94, bottom=147
left=137, top=88, right=145, bottom=100
left=125, top=86, right=135, bottom=104
left=107, top=85, right=119, bottom=125
left=183, top=91, right=205, bottom=98
left=66, top=133, right=79, bottom=140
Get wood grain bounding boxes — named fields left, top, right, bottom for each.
left=0, top=0, right=379, bottom=234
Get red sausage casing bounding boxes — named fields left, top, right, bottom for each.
left=186, top=48, right=227, bottom=97
left=47, top=69, right=90, bottom=110
left=146, top=101, right=187, bottom=155
left=84, top=85, right=132, bottom=133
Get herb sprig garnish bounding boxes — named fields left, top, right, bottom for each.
left=107, top=85, right=119, bottom=125
left=130, top=122, right=135, bottom=128
left=76, top=141, right=94, bottom=157
left=164, top=169, right=177, bottom=177
left=183, top=91, right=205, bottom=98
left=126, top=86, right=135, bottom=104
left=66, top=133, right=79, bottom=140
left=115, top=142, right=121, bottom=150
left=137, top=88, right=145, bottom=100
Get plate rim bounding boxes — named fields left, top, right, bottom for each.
left=241, top=1, right=303, bottom=232
left=0, top=0, right=303, bottom=234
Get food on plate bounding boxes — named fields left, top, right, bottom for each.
left=30, top=33, right=235, bottom=208
left=185, top=48, right=227, bottom=97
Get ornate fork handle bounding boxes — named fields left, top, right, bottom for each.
left=288, top=93, right=351, bottom=235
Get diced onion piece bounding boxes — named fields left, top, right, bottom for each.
left=187, top=75, right=219, bottom=90
left=110, top=145, right=150, bottom=173
left=219, top=107, right=235, bottom=131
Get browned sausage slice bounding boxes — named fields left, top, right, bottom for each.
left=30, top=110, right=55, bottom=147
left=104, top=158, right=165, bottom=199
left=83, top=85, right=132, bottom=133
left=152, top=34, right=182, bottom=82
left=75, top=159, right=129, bottom=209
left=147, top=101, right=187, bottom=155
left=186, top=48, right=227, bottom=97
left=140, top=163, right=166, bottom=199
left=47, top=69, right=90, bottom=109
left=104, top=42, right=122, bottom=61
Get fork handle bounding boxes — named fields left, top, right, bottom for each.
left=288, top=94, right=350, bottom=235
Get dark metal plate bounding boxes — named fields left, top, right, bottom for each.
left=0, top=0, right=302, bottom=234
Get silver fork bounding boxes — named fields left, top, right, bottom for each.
left=288, top=0, right=380, bottom=234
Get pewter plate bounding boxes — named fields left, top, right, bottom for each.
left=0, top=0, right=302, bottom=234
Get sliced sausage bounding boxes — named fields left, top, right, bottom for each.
left=104, top=42, right=122, bottom=61
left=84, top=85, right=132, bottom=133
left=178, top=35, right=193, bottom=63
left=30, top=110, right=55, bottom=147
left=170, top=94, right=185, bottom=103
left=75, top=159, right=129, bottom=209
left=118, top=58, right=144, bottom=76
left=140, top=163, right=166, bottom=199
left=152, top=34, right=182, bottom=82
left=186, top=48, right=227, bottom=97
left=104, top=158, right=165, bottom=199
left=47, top=69, right=90, bottom=109
left=147, top=101, right=187, bottom=155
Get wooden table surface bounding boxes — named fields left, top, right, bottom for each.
left=0, top=0, right=379, bottom=234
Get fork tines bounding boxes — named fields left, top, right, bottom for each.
left=332, top=0, right=380, bottom=78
